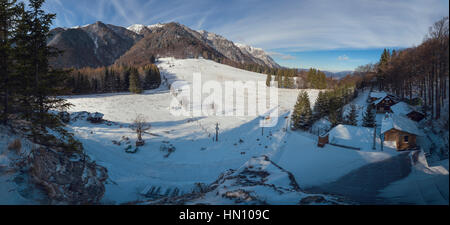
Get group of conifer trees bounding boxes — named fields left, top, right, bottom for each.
left=291, top=84, right=358, bottom=131
left=305, top=68, right=327, bottom=89
left=1, top=0, right=70, bottom=127
left=265, top=71, right=296, bottom=89
left=67, top=64, right=161, bottom=95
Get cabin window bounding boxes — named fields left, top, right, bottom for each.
left=404, top=135, right=409, bottom=143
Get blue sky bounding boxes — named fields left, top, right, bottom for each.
left=42, top=0, right=449, bottom=71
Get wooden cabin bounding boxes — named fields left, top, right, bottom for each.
left=368, top=92, right=398, bottom=113
left=383, top=129, right=418, bottom=151
left=381, top=114, right=423, bottom=151
left=373, top=95, right=397, bottom=113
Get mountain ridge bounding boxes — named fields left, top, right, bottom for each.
left=47, top=21, right=280, bottom=69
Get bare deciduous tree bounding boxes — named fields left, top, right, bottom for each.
left=130, top=114, right=151, bottom=146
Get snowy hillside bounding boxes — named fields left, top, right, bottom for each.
left=62, top=58, right=320, bottom=204
left=59, top=58, right=448, bottom=205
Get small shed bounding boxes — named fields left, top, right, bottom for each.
left=381, top=113, right=424, bottom=151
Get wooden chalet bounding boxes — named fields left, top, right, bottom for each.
left=369, top=92, right=397, bottom=113
left=381, top=113, right=424, bottom=151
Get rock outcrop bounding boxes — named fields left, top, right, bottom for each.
left=29, top=147, right=108, bottom=204
left=138, top=155, right=347, bottom=205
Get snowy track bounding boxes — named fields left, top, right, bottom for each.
left=306, top=152, right=412, bottom=204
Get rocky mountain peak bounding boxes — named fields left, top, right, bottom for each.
left=48, top=21, right=280, bottom=69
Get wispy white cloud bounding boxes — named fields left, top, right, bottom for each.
left=43, top=0, right=449, bottom=53
left=338, top=55, right=349, bottom=61
left=211, top=0, right=449, bottom=51
left=268, top=52, right=296, bottom=60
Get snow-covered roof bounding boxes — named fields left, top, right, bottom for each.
left=381, top=113, right=424, bottom=136
left=373, top=95, right=396, bottom=105
left=391, top=102, right=413, bottom=116
left=328, top=124, right=375, bottom=150
left=369, top=92, right=387, bottom=99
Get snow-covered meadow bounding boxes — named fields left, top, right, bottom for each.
left=58, top=58, right=448, bottom=204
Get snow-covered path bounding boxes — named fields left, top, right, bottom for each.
left=378, top=152, right=449, bottom=205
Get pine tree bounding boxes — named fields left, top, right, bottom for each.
left=114, top=71, right=121, bottom=92
left=122, top=67, right=130, bottom=91
left=129, top=67, right=142, bottom=94
left=377, top=48, right=390, bottom=89
left=317, top=70, right=327, bottom=89
left=265, top=73, right=271, bottom=87
left=362, top=104, right=375, bottom=127
left=329, top=107, right=343, bottom=127
left=327, top=93, right=344, bottom=126
left=92, top=77, right=98, bottom=93
left=344, top=104, right=358, bottom=126
left=14, top=0, right=70, bottom=126
left=276, top=71, right=282, bottom=88
left=291, top=91, right=312, bottom=130
left=0, top=0, right=19, bottom=124
left=283, top=71, right=294, bottom=89
left=103, top=66, right=113, bottom=92
left=143, top=64, right=161, bottom=89
left=313, top=91, right=329, bottom=119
